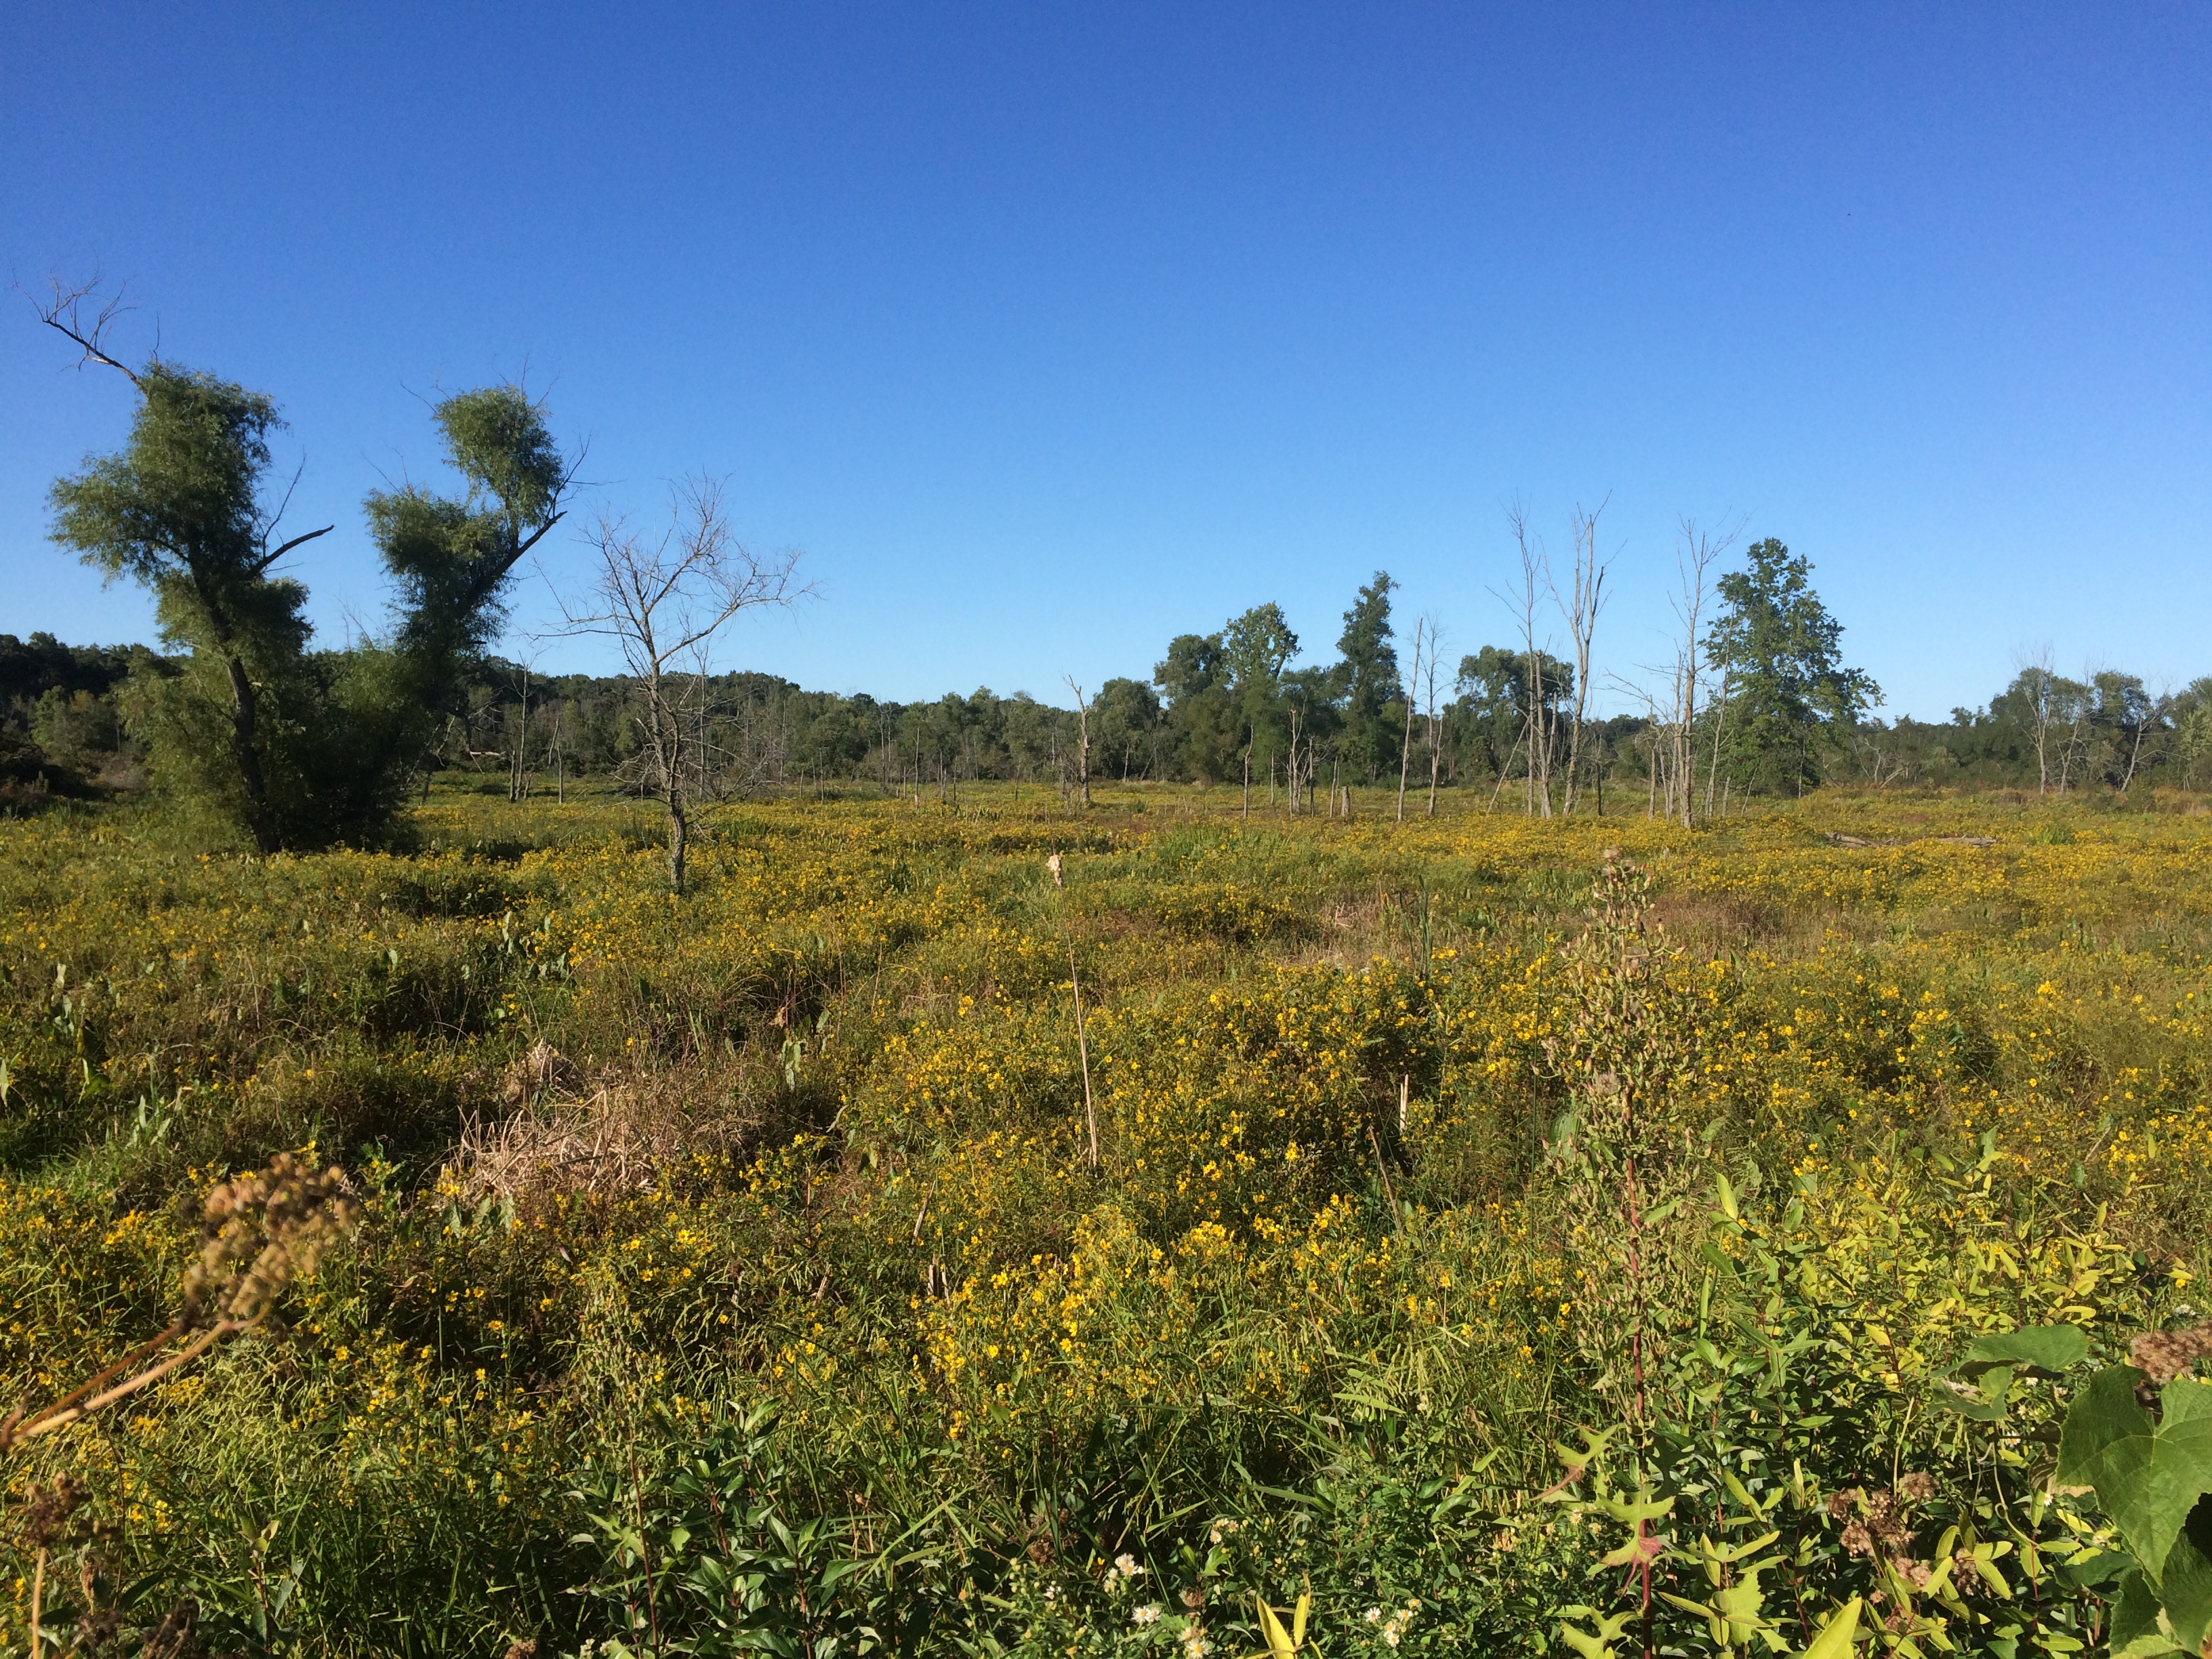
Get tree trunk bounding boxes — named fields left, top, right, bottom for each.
left=667, top=789, right=689, bottom=893
left=1704, top=668, right=1731, bottom=819
left=1077, top=704, right=1091, bottom=808
left=219, top=650, right=280, bottom=855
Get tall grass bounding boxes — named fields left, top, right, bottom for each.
left=0, top=781, right=2205, bottom=1652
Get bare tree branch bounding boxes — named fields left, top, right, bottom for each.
left=1547, top=495, right=1614, bottom=815
left=552, top=474, right=811, bottom=890
left=25, top=274, right=144, bottom=386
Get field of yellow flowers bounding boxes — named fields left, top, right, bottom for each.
left=0, top=781, right=2205, bottom=1656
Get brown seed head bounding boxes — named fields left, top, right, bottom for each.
left=16, top=1475, right=87, bottom=1550
left=1866, top=1490, right=1912, bottom=1548
left=181, top=1153, right=363, bottom=1328
left=2131, top=1324, right=2212, bottom=1386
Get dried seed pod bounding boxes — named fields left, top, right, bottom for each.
left=2130, top=1323, right=2212, bottom=1385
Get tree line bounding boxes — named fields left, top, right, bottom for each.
left=17, top=285, right=2211, bottom=882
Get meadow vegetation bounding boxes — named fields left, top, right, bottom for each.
left=0, top=780, right=2207, bottom=1656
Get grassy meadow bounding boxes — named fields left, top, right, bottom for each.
left=0, top=780, right=2206, bottom=1656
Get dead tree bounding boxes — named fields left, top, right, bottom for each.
left=1395, top=617, right=1425, bottom=821
left=1500, top=504, right=1553, bottom=817
left=1551, top=498, right=1613, bottom=815
left=1666, top=519, right=1728, bottom=828
left=1421, top=615, right=1446, bottom=817
left=558, top=476, right=804, bottom=892
left=1065, top=679, right=1093, bottom=808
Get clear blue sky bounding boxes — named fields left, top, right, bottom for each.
left=4, top=4, right=2207, bottom=719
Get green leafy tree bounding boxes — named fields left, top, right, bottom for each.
left=1221, top=604, right=1300, bottom=782
left=1092, top=677, right=1163, bottom=779
left=39, top=285, right=574, bottom=851
left=1153, top=632, right=1240, bottom=782
left=1335, top=571, right=1399, bottom=780
left=2173, top=678, right=2212, bottom=790
left=1451, top=646, right=1572, bottom=785
left=1703, top=540, right=1878, bottom=796
left=365, top=385, right=577, bottom=726
left=44, top=328, right=333, bottom=853
left=1280, top=663, right=1344, bottom=808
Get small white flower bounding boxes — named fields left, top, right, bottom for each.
left=1366, top=1607, right=1382, bottom=1622
left=1116, top=1553, right=1144, bottom=1578
left=1384, top=1632, right=1400, bottom=1649
left=1133, top=1603, right=1162, bottom=1625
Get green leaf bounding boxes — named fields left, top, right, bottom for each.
left=1797, top=1596, right=1860, bottom=1659
left=2108, top=1569, right=2184, bottom=1656
left=2060, top=1371, right=2212, bottom=1581
left=1936, top=1364, right=2015, bottom=1420
left=1599, top=1487, right=1675, bottom=1523
left=1961, top=1324, right=2090, bottom=1377
left=2063, top=1547, right=2131, bottom=1587
left=1558, top=1610, right=1633, bottom=1659
left=2158, top=1498, right=2212, bottom=1658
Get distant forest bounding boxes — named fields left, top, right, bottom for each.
left=9, top=611, right=2209, bottom=812
left=16, top=287, right=2210, bottom=863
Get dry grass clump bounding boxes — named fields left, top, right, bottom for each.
left=445, top=1041, right=741, bottom=1202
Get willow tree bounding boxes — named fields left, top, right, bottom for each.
left=39, top=281, right=575, bottom=850
left=42, top=287, right=334, bottom=851
left=366, top=384, right=577, bottom=726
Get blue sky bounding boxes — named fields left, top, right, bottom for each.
left=4, top=4, right=2207, bottom=719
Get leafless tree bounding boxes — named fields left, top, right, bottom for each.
left=1395, top=616, right=1426, bottom=821
left=1496, top=503, right=1551, bottom=817
left=1550, top=497, right=1614, bottom=815
left=1612, top=678, right=1666, bottom=819
left=1848, top=729, right=1912, bottom=791
left=1702, top=659, right=1732, bottom=819
left=2056, top=659, right=2097, bottom=794
left=2120, top=682, right=2169, bottom=793
left=2015, top=645, right=2062, bottom=796
left=1421, top=613, right=1447, bottom=817
left=1666, top=519, right=1729, bottom=828
left=557, top=476, right=806, bottom=891
left=504, top=657, right=539, bottom=802
left=1065, top=678, right=1092, bottom=808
